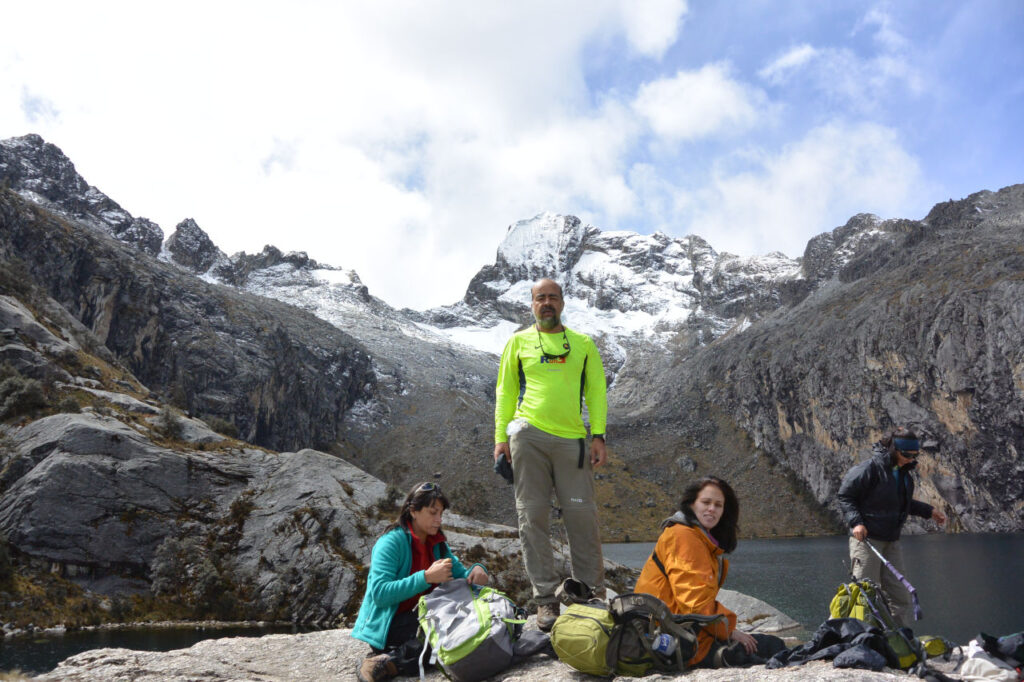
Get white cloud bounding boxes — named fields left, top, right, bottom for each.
left=682, top=121, right=929, bottom=257
left=857, top=7, right=909, bottom=52
left=617, top=0, right=690, bottom=58
left=633, top=63, right=767, bottom=141
left=758, top=45, right=820, bottom=83
left=3, top=2, right=971, bottom=312
left=757, top=8, right=924, bottom=104
left=2, top=1, right=695, bottom=309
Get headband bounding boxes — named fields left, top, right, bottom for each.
left=893, top=437, right=920, bottom=453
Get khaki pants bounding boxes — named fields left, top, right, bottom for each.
left=510, top=423, right=604, bottom=603
left=849, top=537, right=913, bottom=627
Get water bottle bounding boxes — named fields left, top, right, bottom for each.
left=651, top=633, right=678, bottom=656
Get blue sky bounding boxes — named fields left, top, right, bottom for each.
left=3, top=1, right=1022, bottom=309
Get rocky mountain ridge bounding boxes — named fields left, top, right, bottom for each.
left=0, top=134, right=163, bottom=255
left=1, top=134, right=508, bottom=528
left=2, top=133, right=1022, bottom=540
left=655, top=186, right=1024, bottom=533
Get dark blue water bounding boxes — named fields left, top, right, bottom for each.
left=0, top=624, right=311, bottom=676
left=604, top=532, right=1024, bottom=644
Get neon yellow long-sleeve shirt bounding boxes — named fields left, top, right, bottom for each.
left=494, top=325, right=607, bottom=442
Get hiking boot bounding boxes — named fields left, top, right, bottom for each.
left=536, top=602, right=559, bottom=632
left=357, top=653, right=397, bottom=682
left=555, top=578, right=594, bottom=605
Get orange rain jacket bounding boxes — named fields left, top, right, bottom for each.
left=633, top=513, right=737, bottom=665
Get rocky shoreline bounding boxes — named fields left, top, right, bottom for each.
left=32, top=622, right=968, bottom=682
left=5, top=590, right=965, bottom=681
left=0, top=618, right=297, bottom=641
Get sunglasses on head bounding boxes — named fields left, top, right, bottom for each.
left=416, top=482, right=441, bottom=493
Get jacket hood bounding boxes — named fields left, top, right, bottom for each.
left=662, top=509, right=699, bottom=530
left=872, top=442, right=894, bottom=467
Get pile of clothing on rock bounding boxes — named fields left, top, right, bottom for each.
left=959, top=632, right=1023, bottom=681
left=765, top=619, right=1022, bottom=681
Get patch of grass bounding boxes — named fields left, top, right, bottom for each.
left=0, top=365, right=47, bottom=421
left=369, top=485, right=402, bottom=519
left=0, top=533, right=13, bottom=587
left=0, top=258, right=35, bottom=300
left=155, top=406, right=184, bottom=440
left=54, top=395, right=82, bottom=413
left=0, top=570, right=112, bottom=629
left=226, top=491, right=256, bottom=531
left=203, top=414, right=239, bottom=439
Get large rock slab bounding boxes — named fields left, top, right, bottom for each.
left=719, top=588, right=801, bottom=633
left=0, top=410, right=625, bottom=624
left=38, top=627, right=964, bottom=681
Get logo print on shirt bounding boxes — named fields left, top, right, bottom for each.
left=539, top=356, right=567, bottom=364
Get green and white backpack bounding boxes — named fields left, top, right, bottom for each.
left=416, top=578, right=527, bottom=681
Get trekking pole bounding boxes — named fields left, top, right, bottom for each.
left=864, top=540, right=922, bottom=621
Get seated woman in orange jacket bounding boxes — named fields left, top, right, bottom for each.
left=634, top=476, right=784, bottom=667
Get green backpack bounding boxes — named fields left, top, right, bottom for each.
left=550, top=601, right=617, bottom=676
left=829, top=579, right=922, bottom=670
left=830, top=580, right=888, bottom=628
left=416, top=578, right=527, bottom=682
left=551, top=592, right=723, bottom=677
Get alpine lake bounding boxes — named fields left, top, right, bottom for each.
left=604, top=531, right=1024, bottom=645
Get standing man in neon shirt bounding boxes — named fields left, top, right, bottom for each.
left=494, top=277, right=608, bottom=632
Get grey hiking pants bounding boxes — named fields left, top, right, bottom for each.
left=510, top=422, right=604, bottom=604
left=849, top=537, right=913, bottom=627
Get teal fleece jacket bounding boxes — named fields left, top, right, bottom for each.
left=351, top=527, right=484, bottom=650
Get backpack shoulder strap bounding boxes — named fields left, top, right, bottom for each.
left=651, top=549, right=668, bottom=577
left=652, top=539, right=725, bottom=587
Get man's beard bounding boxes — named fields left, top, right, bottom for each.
left=535, top=313, right=561, bottom=330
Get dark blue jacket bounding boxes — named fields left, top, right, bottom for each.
left=836, top=444, right=934, bottom=542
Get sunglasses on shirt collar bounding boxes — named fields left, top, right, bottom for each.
left=535, top=327, right=571, bottom=359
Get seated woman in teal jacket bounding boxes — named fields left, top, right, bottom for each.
left=353, top=482, right=488, bottom=682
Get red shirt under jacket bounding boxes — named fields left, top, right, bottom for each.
left=396, top=524, right=446, bottom=613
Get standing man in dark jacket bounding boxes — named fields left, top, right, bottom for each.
left=836, top=427, right=946, bottom=626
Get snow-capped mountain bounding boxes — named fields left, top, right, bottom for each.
left=165, top=206, right=906, bottom=391
left=0, top=132, right=913, bottom=380
left=412, top=213, right=804, bottom=356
